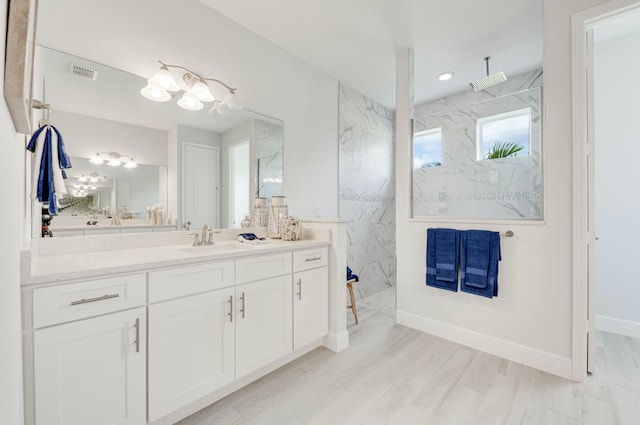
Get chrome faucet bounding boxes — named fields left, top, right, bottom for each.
left=201, top=224, right=214, bottom=245
left=187, top=224, right=214, bottom=246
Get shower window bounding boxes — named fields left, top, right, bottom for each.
left=413, top=127, right=442, bottom=169
left=476, top=108, right=531, bottom=160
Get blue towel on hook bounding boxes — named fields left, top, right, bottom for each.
left=460, top=230, right=501, bottom=298
left=435, top=228, right=459, bottom=282
left=26, top=125, right=70, bottom=216
left=426, top=228, right=459, bottom=292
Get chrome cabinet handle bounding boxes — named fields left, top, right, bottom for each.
left=228, top=295, right=233, bottom=322
left=240, top=292, right=246, bottom=319
left=134, top=318, right=140, bottom=353
left=297, top=278, right=302, bottom=300
left=70, top=293, right=119, bottom=306
left=304, top=257, right=321, bottom=262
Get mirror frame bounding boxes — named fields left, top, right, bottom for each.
left=4, top=0, right=38, bottom=134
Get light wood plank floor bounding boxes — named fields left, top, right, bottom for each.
left=178, top=290, right=640, bottom=425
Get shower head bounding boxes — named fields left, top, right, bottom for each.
left=469, top=57, right=507, bottom=91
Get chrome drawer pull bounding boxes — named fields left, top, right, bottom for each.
left=304, top=257, right=321, bottom=262
left=228, top=295, right=233, bottom=322
left=70, top=293, right=120, bottom=306
left=297, top=278, right=302, bottom=300
left=134, top=318, right=140, bottom=353
left=240, top=292, right=246, bottom=319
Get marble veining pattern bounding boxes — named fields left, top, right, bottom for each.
left=413, top=69, right=543, bottom=219
left=338, top=83, right=396, bottom=300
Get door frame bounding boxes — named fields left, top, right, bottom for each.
left=180, top=141, right=221, bottom=229
left=571, top=0, right=640, bottom=381
left=227, top=138, right=251, bottom=228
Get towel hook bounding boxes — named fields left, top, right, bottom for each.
left=32, top=99, right=52, bottom=126
left=502, top=230, right=514, bottom=237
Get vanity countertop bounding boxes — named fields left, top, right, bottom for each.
left=22, top=229, right=329, bottom=286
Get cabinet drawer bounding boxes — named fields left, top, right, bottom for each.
left=33, top=274, right=146, bottom=328
left=236, top=253, right=292, bottom=284
left=293, top=247, right=328, bottom=272
left=148, top=261, right=234, bottom=303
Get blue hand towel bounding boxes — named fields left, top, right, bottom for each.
left=435, top=228, right=459, bottom=282
left=426, top=228, right=458, bottom=292
left=460, top=230, right=501, bottom=298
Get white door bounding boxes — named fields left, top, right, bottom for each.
left=183, top=142, right=219, bottom=229
left=229, top=140, right=250, bottom=228
left=293, top=267, right=328, bottom=350
left=148, top=288, right=235, bottom=422
left=236, top=275, right=293, bottom=378
left=586, top=28, right=597, bottom=373
left=34, top=308, right=146, bottom=425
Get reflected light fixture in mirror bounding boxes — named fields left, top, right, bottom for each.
left=140, top=61, right=242, bottom=114
left=89, top=152, right=138, bottom=168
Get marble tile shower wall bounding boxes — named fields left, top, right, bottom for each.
left=413, top=69, right=543, bottom=219
left=255, top=118, right=284, bottom=199
left=339, top=83, right=396, bottom=300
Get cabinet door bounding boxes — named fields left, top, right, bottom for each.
left=293, top=267, right=328, bottom=350
left=34, top=307, right=146, bottom=425
left=236, top=275, right=292, bottom=378
left=148, top=287, right=235, bottom=422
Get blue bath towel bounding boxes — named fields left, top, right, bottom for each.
left=460, top=230, right=501, bottom=298
left=426, top=228, right=459, bottom=292
left=435, top=228, right=459, bottom=282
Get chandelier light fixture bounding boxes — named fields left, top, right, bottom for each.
left=89, top=152, right=138, bottom=169
left=140, top=61, right=242, bottom=114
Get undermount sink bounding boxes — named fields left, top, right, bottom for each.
left=177, top=241, right=250, bottom=254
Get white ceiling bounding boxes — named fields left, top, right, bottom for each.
left=198, top=0, right=544, bottom=107
left=37, top=0, right=543, bottom=116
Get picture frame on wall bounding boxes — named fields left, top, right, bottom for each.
left=4, top=0, right=38, bottom=135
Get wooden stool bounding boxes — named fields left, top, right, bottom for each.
left=346, top=278, right=359, bottom=324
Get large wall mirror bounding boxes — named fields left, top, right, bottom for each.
left=31, top=46, right=284, bottom=236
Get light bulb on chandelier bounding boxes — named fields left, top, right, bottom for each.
left=140, top=61, right=242, bottom=114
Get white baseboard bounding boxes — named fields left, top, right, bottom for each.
left=596, top=315, right=640, bottom=338
left=397, top=310, right=573, bottom=380
left=323, top=330, right=349, bottom=352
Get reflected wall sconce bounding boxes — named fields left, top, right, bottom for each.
left=89, top=152, right=138, bottom=168
left=77, top=173, right=106, bottom=183
left=140, top=61, right=242, bottom=114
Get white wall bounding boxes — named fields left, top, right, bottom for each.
left=594, top=30, right=640, bottom=337
left=395, top=0, right=611, bottom=379
left=0, top=0, right=27, bottom=421
left=36, top=0, right=340, bottom=219
left=53, top=111, right=168, bottom=166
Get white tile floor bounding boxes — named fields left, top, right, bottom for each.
left=179, top=287, right=640, bottom=425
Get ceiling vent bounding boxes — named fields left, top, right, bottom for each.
left=68, top=63, right=98, bottom=81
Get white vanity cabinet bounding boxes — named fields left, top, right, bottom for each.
left=147, top=261, right=235, bottom=422
left=30, top=275, right=147, bottom=425
left=235, top=253, right=293, bottom=378
left=25, top=243, right=332, bottom=425
left=293, top=248, right=329, bottom=350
